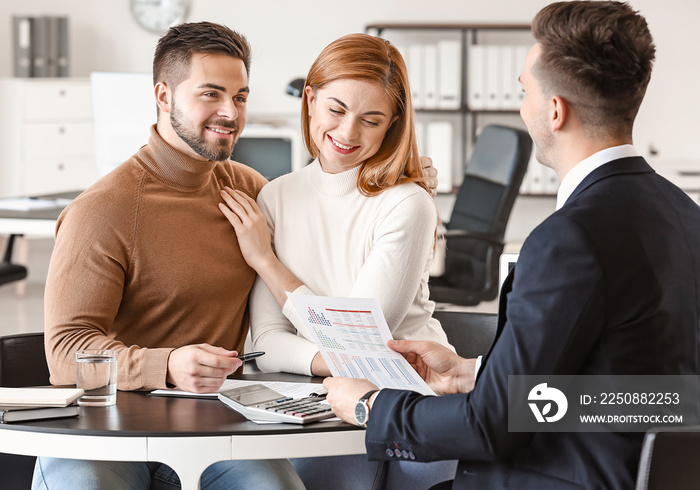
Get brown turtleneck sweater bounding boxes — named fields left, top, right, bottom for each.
left=44, top=126, right=267, bottom=390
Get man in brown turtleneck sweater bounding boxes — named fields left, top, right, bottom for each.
left=34, top=22, right=305, bottom=490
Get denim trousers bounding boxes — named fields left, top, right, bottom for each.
left=290, top=455, right=458, bottom=490
left=32, top=456, right=305, bottom=490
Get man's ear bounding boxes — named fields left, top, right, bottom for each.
left=155, top=82, right=172, bottom=114
left=551, top=95, right=568, bottom=133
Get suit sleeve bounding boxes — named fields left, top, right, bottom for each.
left=366, top=214, right=606, bottom=462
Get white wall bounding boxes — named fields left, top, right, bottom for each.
left=2, top=0, right=699, bottom=164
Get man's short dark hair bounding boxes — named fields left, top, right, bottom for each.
left=532, top=1, right=655, bottom=137
left=153, top=21, right=251, bottom=89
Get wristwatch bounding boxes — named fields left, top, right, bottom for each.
left=354, top=389, right=379, bottom=428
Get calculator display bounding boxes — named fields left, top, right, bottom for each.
left=224, top=385, right=285, bottom=406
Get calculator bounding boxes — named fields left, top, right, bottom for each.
left=218, top=384, right=335, bottom=424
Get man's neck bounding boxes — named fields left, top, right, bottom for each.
left=555, top=135, right=633, bottom=181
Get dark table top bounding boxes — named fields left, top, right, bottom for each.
left=0, top=373, right=360, bottom=438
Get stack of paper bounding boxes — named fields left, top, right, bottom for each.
left=0, top=387, right=83, bottom=407
left=0, top=387, right=83, bottom=424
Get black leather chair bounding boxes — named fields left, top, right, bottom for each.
left=432, top=310, right=497, bottom=358
left=635, top=426, right=700, bottom=490
left=0, top=234, right=28, bottom=287
left=0, top=332, right=50, bottom=489
left=430, top=125, right=532, bottom=306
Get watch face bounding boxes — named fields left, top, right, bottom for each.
left=355, top=401, right=369, bottom=427
left=131, top=0, right=188, bottom=33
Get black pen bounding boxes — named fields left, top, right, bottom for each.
left=235, top=351, right=265, bottom=362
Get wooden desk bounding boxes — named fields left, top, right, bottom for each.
left=0, top=373, right=365, bottom=489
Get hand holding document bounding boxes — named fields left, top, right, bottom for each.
left=287, top=294, right=435, bottom=396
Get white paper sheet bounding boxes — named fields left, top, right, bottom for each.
left=287, top=294, right=435, bottom=396
left=150, top=379, right=325, bottom=399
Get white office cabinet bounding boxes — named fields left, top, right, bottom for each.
left=0, top=78, right=98, bottom=198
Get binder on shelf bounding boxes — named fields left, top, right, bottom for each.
left=394, top=43, right=408, bottom=71
left=414, top=121, right=425, bottom=154
left=543, top=165, right=560, bottom=194
left=423, top=44, right=438, bottom=109
left=437, top=40, right=461, bottom=110
left=499, top=46, right=514, bottom=110
left=514, top=45, right=529, bottom=108
left=426, top=121, right=454, bottom=193
left=518, top=148, right=536, bottom=194
left=467, top=45, right=485, bottom=110
left=31, top=16, right=50, bottom=77
left=484, top=45, right=501, bottom=110
left=525, top=154, right=545, bottom=194
left=12, top=16, right=33, bottom=78
left=519, top=165, right=531, bottom=194
left=407, top=44, right=424, bottom=109
left=52, top=16, right=69, bottom=77
left=47, top=16, right=60, bottom=77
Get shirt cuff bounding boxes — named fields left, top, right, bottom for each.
left=474, top=355, right=483, bottom=380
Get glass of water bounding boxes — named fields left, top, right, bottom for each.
left=75, top=349, right=118, bottom=406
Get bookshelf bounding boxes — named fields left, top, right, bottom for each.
left=365, top=23, right=543, bottom=194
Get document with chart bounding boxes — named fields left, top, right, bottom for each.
left=287, top=294, right=435, bottom=396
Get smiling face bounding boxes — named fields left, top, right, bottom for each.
left=305, top=78, right=397, bottom=174
left=158, top=52, right=249, bottom=161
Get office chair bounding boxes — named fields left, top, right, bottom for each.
left=0, top=234, right=28, bottom=287
left=429, top=125, right=532, bottom=306
left=432, top=310, right=497, bottom=358
left=635, top=426, right=700, bottom=490
left=0, top=332, right=51, bottom=489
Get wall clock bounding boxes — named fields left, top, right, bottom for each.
left=130, top=0, right=189, bottom=33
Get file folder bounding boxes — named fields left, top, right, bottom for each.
left=484, top=45, right=501, bottom=110
left=407, top=44, right=424, bottom=109
left=31, top=16, right=50, bottom=77
left=438, top=40, right=461, bottom=110
left=423, top=44, right=438, bottom=109
left=12, top=16, right=33, bottom=78
left=426, top=121, right=454, bottom=193
left=467, top=45, right=485, bottom=110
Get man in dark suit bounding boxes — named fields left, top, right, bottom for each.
left=323, top=2, right=700, bottom=489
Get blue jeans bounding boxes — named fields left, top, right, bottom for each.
left=32, top=457, right=305, bottom=490
left=290, top=455, right=457, bottom=489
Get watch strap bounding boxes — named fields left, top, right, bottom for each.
left=360, top=389, right=379, bottom=403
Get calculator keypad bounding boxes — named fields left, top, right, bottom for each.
left=257, top=396, right=334, bottom=420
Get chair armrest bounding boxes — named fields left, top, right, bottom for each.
left=442, top=229, right=504, bottom=247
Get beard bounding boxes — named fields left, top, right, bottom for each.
left=527, top=110, right=555, bottom=169
left=170, top=100, right=239, bottom=161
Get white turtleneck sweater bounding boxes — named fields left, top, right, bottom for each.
left=250, top=159, right=454, bottom=375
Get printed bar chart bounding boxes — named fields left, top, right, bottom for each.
left=290, top=294, right=434, bottom=395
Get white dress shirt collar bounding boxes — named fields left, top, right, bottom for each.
left=555, top=144, right=639, bottom=210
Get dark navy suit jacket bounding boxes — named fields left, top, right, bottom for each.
left=366, top=157, right=700, bottom=489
